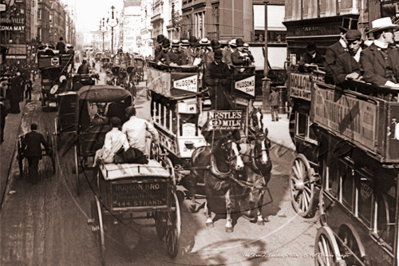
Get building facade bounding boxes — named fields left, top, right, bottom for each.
left=120, top=0, right=141, bottom=53
left=139, top=0, right=153, bottom=56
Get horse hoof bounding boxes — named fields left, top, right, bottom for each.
left=257, top=220, right=265, bottom=226
left=263, top=217, right=270, bottom=223
left=225, top=227, right=234, bottom=233
left=189, top=205, right=196, bottom=213
left=206, top=222, right=214, bottom=228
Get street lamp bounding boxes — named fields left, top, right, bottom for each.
left=106, top=6, right=118, bottom=55
left=99, top=17, right=107, bottom=53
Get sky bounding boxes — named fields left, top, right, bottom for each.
left=73, top=0, right=124, bottom=31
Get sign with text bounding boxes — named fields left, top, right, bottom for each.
left=207, top=110, right=243, bottom=130
left=111, top=182, right=167, bottom=208
left=147, top=68, right=171, bottom=97
left=173, top=75, right=197, bottom=92
left=312, top=82, right=377, bottom=151
left=235, top=76, right=255, bottom=97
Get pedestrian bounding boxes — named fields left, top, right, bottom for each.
left=0, top=95, right=7, bottom=143
left=269, top=88, right=280, bottom=122
left=122, top=106, right=159, bottom=164
left=22, top=123, right=50, bottom=184
left=8, top=76, right=21, bottom=113
left=25, top=79, right=32, bottom=100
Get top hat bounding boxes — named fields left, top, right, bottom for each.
left=345, top=30, right=362, bottom=41
left=211, top=39, right=221, bottom=49
left=367, top=17, right=399, bottom=34
left=199, top=38, right=211, bottom=46
left=157, top=34, right=165, bottom=43
left=214, top=49, right=223, bottom=60
left=189, top=36, right=197, bottom=46
left=236, top=38, right=244, bottom=47
left=162, top=38, right=171, bottom=48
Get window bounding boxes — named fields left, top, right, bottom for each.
left=194, top=11, right=205, bottom=39
left=357, top=176, right=373, bottom=226
left=295, top=112, right=307, bottom=137
left=38, top=27, right=42, bottom=42
left=38, top=9, right=42, bottom=19
left=340, top=163, right=354, bottom=211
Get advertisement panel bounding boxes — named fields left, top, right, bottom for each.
left=147, top=68, right=171, bottom=97
left=207, top=110, right=243, bottom=130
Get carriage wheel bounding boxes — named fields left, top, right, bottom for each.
left=165, top=192, right=181, bottom=259
left=47, top=135, right=56, bottom=174
left=74, top=145, right=81, bottom=196
left=155, top=212, right=167, bottom=241
left=338, top=225, right=365, bottom=266
left=290, top=154, right=317, bottom=218
left=162, top=157, right=176, bottom=187
left=91, top=196, right=106, bottom=266
left=314, top=227, right=346, bottom=266
left=17, top=138, right=24, bottom=176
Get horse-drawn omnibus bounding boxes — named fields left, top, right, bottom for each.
left=287, top=64, right=399, bottom=266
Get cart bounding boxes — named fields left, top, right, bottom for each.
left=287, top=63, right=399, bottom=265
left=67, top=85, right=133, bottom=196
left=17, top=133, right=56, bottom=177
left=88, top=154, right=181, bottom=265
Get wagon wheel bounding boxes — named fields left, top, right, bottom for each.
left=314, top=226, right=346, bottom=266
left=290, top=154, right=317, bottom=218
left=155, top=212, right=168, bottom=240
left=165, top=192, right=181, bottom=259
left=74, top=145, right=81, bottom=196
left=91, top=196, right=106, bottom=266
left=162, top=156, right=176, bottom=187
left=338, top=224, right=366, bottom=266
left=47, top=135, right=56, bottom=174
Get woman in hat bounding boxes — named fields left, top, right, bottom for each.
left=360, top=17, right=399, bottom=87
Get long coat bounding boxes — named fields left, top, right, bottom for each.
left=204, top=61, right=233, bottom=110
left=22, top=130, right=49, bottom=159
left=360, top=43, right=399, bottom=86
left=334, top=52, right=361, bottom=85
left=324, top=41, right=347, bottom=83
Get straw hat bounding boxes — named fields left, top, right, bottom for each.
left=199, top=38, right=211, bottom=46
left=367, top=17, right=399, bottom=34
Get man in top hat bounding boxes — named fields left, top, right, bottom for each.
left=334, top=30, right=363, bottom=86
left=206, top=39, right=221, bottom=63
left=154, top=34, right=165, bottom=59
left=155, top=38, right=171, bottom=65
left=185, top=36, right=199, bottom=65
left=324, top=26, right=349, bottom=84
left=298, top=43, right=324, bottom=72
left=360, top=17, right=399, bottom=87
left=167, top=40, right=187, bottom=66
left=232, top=38, right=252, bottom=66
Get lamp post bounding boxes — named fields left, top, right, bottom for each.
left=100, top=17, right=107, bottom=53
left=107, top=6, right=118, bottom=55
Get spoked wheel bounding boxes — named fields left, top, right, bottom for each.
left=165, top=192, right=181, bottom=259
left=47, top=135, right=56, bottom=174
left=74, top=145, right=81, bottom=196
left=290, top=154, right=317, bottom=218
left=91, top=196, right=106, bottom=266
left=314, top=227, right=346, bottom=266
left=338, top=225, right=365, bottom=266
left=161, top=156, right=176, bottom=187
left=155, top=212, right=167, bottom=240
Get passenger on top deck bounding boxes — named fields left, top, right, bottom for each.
left=232, top=38, right=253, bottom=66
left=298, top=43, right=324, bottom=72
left=155, top=38, right=171, bottom=65
left=198, top=38, right=213, bottom=67
left=360, top=17, right=399, bottom=87
left=154, top=34, right=165, bottom=59
left=184, top=36, right=199, bottom=65
left=122, top=106, right=159, bottom=164
left=167, top=40, right=187, bottom=66
left=242, top=43, right=255, bottom=65
left=93, top=117, right=129, bottom=167
left=325, top=26, right=349, bottom=84
left=334, top=30, right=363, bottom=85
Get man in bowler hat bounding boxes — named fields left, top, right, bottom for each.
left=22, top=123, right=50, bottom=184
left=154, top=34, right=165, bottom=59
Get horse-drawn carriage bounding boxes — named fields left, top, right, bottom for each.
left=38, top=51, right=73, bottom=111
left=287, top=64, right=399, bottom=265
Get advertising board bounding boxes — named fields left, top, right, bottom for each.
left=111, top=182, right=167, bottom=208
left=207, top=110, right=243, bottom=130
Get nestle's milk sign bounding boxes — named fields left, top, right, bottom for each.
left=235, top=76, right=255, bottom=96
left=174, top=75, right=197, bottom=92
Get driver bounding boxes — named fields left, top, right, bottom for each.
left=122, top=106, right=159, bottom=164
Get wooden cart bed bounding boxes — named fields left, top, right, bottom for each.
left=100, top=160, right=171, bottom=180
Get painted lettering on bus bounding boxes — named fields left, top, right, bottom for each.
left=114, top=183, right=161, bottom=192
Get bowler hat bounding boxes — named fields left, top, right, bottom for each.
left=345, top=30, right=362, bottom=41
left=211, top=40, right=221, bottom=49
left=157, top=34, right=165, bottom=43
left=306, top=42, right=317, bottom=51
left=367, top=17, right=399, bottom=34
left=236, top=38, right=244, bottom=47
left=189, top=36, right=197, bottom=45
left=214, top=50, right=223, bottom=60
left=162, top=38, right=171, bottom=48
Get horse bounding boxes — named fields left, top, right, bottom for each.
left=237, top=128, right=272, bottom=225
left=189, top=138, right=244, bottom=232
left=249, top=107, right=264, bottom=141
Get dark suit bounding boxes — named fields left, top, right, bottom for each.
left=334, top=51, right=361, bottom=85
left=166, top=50, right=187, bottom=65
left=56, top=41, right=66, bottom=54
left=155, top=49, right=170, bottom=64
left=204, top=61, right=233, bottom=110
left=325, top=41, right=347, bottom=84
left=154, top=46, right=163, bottom=59
left=77, top=63, right=89, bottom=74
left=231, top=50, right=247, bottom=65
left=360, top=43, right=399, bottom=86
left=22, top=130, right=49, bottom=183
left=222, top=49, right=233, bottom=66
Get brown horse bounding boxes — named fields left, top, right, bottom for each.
left=238, top=128, right=272, bottom=225
left=189, top=138, right=244, bottom=232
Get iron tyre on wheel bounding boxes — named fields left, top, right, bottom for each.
left=165, top=192, right=181, bottom=259
left=314, top=226, right=346, bottom=266
left=91, top=196, right=106, bottom=266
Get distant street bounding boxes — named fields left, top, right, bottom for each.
left=1, top=67, right=320, bottom=266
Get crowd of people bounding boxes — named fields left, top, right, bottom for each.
left=299, top=17, right=399, bottom=90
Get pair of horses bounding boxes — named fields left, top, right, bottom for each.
left=188, top=108, right=272, bottom=232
